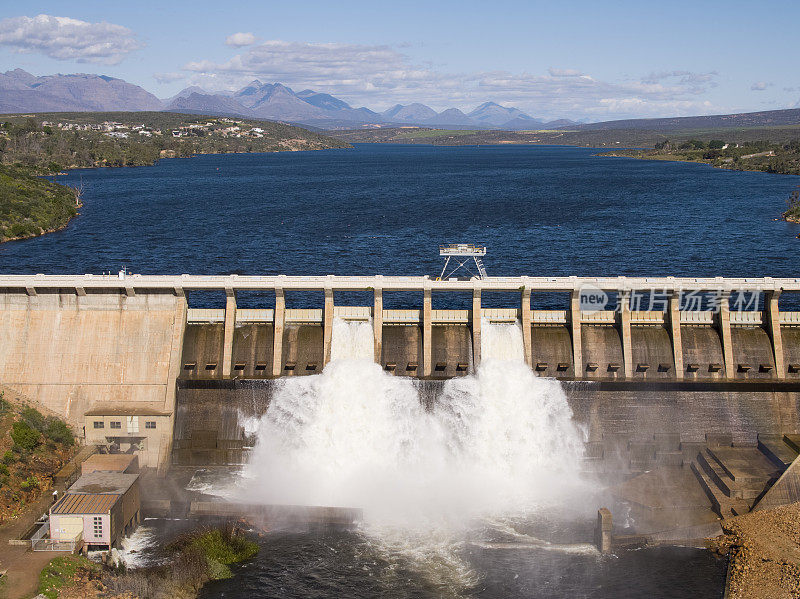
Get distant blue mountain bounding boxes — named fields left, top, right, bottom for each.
left=0, top=68, right=579, bottom=130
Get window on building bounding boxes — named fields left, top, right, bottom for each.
left=145, top=421, right=156, bottom=429
left=93, top=421, right=104, bottom=429
left=110, top=421, right=121, bottom=429
left=93, top=516, right=103, bottom=538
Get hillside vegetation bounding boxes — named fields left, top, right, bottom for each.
left=0, top=164, right=79, bottom=241
left=0, top=390, right=75, bottom=523
left=600, top=138, right=800, bottom=176
left=332, top=123, right=800, bottom=150
left=783, top=187, right=800, bottom=222
left=0, top=112, right=350, bottom=171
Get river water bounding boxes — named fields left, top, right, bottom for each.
left=6, top=143, right=784, bottom=596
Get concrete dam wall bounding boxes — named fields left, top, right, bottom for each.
left=172, top=378, right=800, bottom=469
left=0, top=285, right=186, bottom=467
left=2, top=274, right=800, bottom=470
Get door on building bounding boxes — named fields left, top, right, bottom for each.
left=53, top=516, right=83, bottom=540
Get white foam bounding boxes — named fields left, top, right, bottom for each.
left=113, top=525, right=159, bottom=568
left=229, top=317, right=590, bottom=590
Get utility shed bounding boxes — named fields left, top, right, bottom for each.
left=81, top=453, right=139, bottom=475
left=49, top=472, right=140, bottom=550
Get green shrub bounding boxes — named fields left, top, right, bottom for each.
left=0, top=391, right=10, bottom=413
left=21, top=406, right=46, bottom=432
left=11, top=420, right=41, bottom=451
left=0, top=464, right=8, bottom=476
left=189, top=528, right=258, bottom=565
left=1, top=450, right=13, bottom=465
left=20, top=475, right=39, bottom=490
left=44, top=417, right=74, bottom=446
left=205, top=558, right=233, bottom=580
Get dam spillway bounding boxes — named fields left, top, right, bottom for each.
left=1, top=273, right=800, bottom=476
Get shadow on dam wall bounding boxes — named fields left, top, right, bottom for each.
left=172, top=377, right=800, bottom=468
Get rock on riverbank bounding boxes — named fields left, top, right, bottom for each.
left=709, top=502, right=800, bottom=599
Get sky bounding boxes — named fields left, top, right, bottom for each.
left=0, top=0, right=799, bottom=121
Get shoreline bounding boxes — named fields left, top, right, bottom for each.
left=0, top=144, right=348, bottom=245
left=0, top=204, right=83, bottom=244
left=710, top=502, right=800, bottom=599
left=597, top=149, right=800, bottom=177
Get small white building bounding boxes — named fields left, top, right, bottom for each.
left=49, top=472, right=140, bottom=551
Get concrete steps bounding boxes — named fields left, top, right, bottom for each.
left=689, top=435, right=797, bottom=518
left=696, top=449, right=741, bottom=498
left=706, top=446, right=780, bottom=493
left=784, top=434, right=800, bottom=454
left=690, top=459, right=750, bottom=518
left=757, top=434, right=799, bottom=469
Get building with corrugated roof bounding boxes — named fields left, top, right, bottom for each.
left=49, top=471, right=140, bottom=550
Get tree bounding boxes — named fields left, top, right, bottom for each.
left=655, top=139, right=673, bottom=151
left=45, top=417, right=74, bottom=446
left=21, top=406, right=45, bottom=432
left=707, top=140, right=725, bottom=149
left=11, top=421, right=41, bottom=451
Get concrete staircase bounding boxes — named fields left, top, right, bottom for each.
left=690, top=434, right=798, bottom=518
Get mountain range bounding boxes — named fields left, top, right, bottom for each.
left=3, top=69, right=800, bottom=133
left=0, top=69, right=571, bottom=130
left=0, top=68, right=162, bottom=113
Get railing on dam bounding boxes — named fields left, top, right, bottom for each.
left=2, top=273, right=800, bottom=292
left=5, top=274, right=800, bottom=383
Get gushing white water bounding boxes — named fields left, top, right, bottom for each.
left=330, top=317, right=374, bottom=361
left=238, top=317, right=586, bottom=520
left=230, top=316, right=589, bottom=593
left=480, top=318, right=526, bottom=362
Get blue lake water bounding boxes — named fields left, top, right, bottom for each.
left=2, top=143, right=798, bottom=280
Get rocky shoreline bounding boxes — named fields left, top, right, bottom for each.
left=709, top=502, right=800, bottom=599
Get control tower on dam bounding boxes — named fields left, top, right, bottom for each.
left=2, top=274, right=800, bottom=474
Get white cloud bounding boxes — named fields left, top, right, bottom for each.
left=153, top=71, right=185, bottom=84
left=181, top=39, right=727, bottom=120
left=591, top=98, right=714, bottom=116
left=750, top=81, right=772, bottom=91
left=548, top=67, right=583, bottom=77
left=0, top=14, right=141, bottom=64
left=642, top=70, right=717, bottom=85
left=225, top=32, right=256, bottom=47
